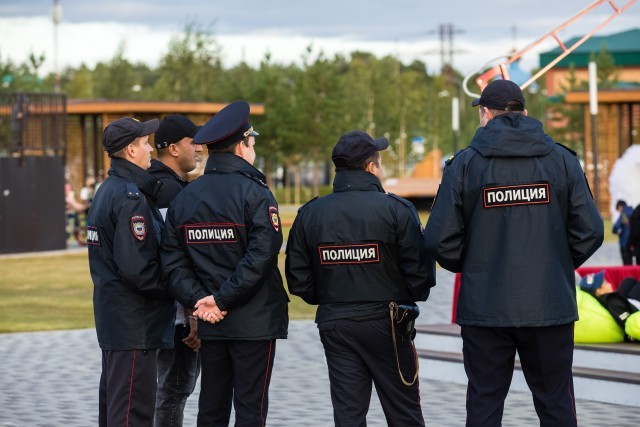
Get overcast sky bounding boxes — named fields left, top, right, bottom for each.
left=1, top=0, right=639, bottom=77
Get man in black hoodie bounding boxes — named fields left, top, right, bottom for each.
left=424, top=80, right=603, bottom=427
left=149, top=114, right=203, bottom=427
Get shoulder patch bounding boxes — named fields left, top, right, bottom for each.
left=556, top=143, right=577, bottom=156
left=130, top=215, right=147, bottom=241
left=298, top=196, right=320, bottom=213
left=387, top=193, right=415, bottom=209
left=269, top=206, right=280, bottom=232
left=444, top=147, right=468, bottom=166
left=126, top=182, right=141, bottom=200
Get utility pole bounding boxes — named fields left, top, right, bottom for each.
left=52, top=0, right=62, bottom=93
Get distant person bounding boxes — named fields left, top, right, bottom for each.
left=65, top=181, right=85, bottom=239
left=286, top=130, right=435, bottom=426
left=149, top=114, right=203, bottom=427
left=613, top=200, right=634, bottom=265
left=79, top=177, right=96, bottom=209
left=629, top=204, right=640, bottom=265
left=87, top=117, right=175, bottom=426
left=160, top=101, right=288, bottom=425
left=579, top=272, right=640, bottom=341
left=424, top=80, right=604, bottom=427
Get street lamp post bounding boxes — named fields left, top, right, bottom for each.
left=588, top=61, right=600, bottom=208
left=52, top=0, right=63, bottom=93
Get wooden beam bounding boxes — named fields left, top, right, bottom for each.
left=66, top=101, right=265, bottom=115
left=566, top=90, right=640, bottom=104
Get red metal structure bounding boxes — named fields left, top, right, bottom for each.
left=463, top=0, right=637, bottom=97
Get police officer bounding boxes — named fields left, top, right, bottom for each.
left=87, top=117, right=175, bottom=426
left=160, top=101, right=288, bottom=426
left=149, top=114, right=203, bottom=427
left=286, top=130, right=435, bottom=427
left=424, top=80, right=604, bottom=427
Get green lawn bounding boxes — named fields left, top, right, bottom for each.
left=0, top=210, right=614, bottom=333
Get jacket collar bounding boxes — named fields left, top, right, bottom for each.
left=204, top=152, right=267, bottom=185
left=108, top=157, right=162, bottom=200
left=333, top=169, right=385, bottom=193
left=470, top=113, right=555, bottom=158
left=148, top=158, right=188, bottom=184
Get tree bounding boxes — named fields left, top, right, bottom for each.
left=152, top=23, right=223, bottom=102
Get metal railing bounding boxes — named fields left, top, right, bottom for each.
left=0, top=93, right=67, bottom=157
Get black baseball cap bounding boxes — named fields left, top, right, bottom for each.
left=102, top=117, right=159, bottom=155
left=155, top=115, right=201, bottom=149
left=471, top=79, right=525, bottom=110
left=194, top=101, right=259, bottom=146
left=331, top=130, right=389, bottom=169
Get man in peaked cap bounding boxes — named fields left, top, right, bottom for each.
left=286, top=130, right=435, bottom=426
left=160, top=101, right=288, bottom=425
left=87, top=117, right=175, bottom=426
left=424, top=79, right=603, bottom=427
left=149, top=114, right=203, bottom=427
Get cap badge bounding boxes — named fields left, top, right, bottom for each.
left=243, top=126, right=255, bottom=138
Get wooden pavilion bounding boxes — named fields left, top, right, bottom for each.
left=565, top=89, right=640, bottom=215
left=65, top=100, right=264, bottom=194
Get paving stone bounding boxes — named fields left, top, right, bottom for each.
left=1, top=242, right=638, bottom=426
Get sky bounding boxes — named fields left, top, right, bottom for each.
left=1, top=0, right=639, bottom=79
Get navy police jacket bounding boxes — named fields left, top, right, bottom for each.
left=424, top=113, right=604, bottom=327
left=160, top=153, right=288, bottom=341
left=285, top=169, right=436, bottom=323
left=87, top=157, right=175, bottom=351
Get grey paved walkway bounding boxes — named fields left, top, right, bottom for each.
left=2, top=242, right=640, bottom=426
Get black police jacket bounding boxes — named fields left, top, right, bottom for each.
left=148, top=158, right=188, bottom=210
left=87, top=157, right=175, bottom=351
left=285, top=169, right=436, bottom=323
left=160, top=153, right=288, bottom=340
left=424, top=113, right=604, bottom=327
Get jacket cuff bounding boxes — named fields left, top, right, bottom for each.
left=212, top=291, right=228, bottom=311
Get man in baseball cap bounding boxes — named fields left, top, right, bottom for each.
left=425, top=77, right=603, bottom=426
left=150, top=114, right=204, bottom=426
left=471, top=79, right=526, bottom=110
left=102, top=117, right=159, bottom=158
left=331, top=130, right=389, bottom=171
left=89, top=116, right=174, bottom=425
left=286, top=128, right=434, bottom=425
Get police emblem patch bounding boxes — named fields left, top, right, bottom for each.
left=130, top=216, right=147, bottom=241
left=269, top=206, right=280, bottom=232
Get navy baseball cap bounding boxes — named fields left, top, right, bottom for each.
left=103, top=117, right=159, bottom=155
left=155, top=115, right=201, bottom=149
left=579, top=271, right=605, bottom=293
left=471, top=79, right=525, bottom=110
left=193, top=101, right=259, bottom=146
left=332, top=130, right=389, bottom=169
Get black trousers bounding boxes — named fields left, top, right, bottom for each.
left=197, top=340, right=276, bottom=427
left=461, top=324, right=577, bottom=427
left=620, top=245, right=633, bottom=265
left=319, top=317, right=424, bottom=427
left=99, top=349, right=158, bottom=427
